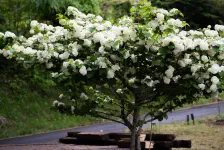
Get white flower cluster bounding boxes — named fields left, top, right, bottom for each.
left=4, top=31, right=16, bottom=38
left=164, top=66, right=175, bottom=84
left=0, top=31, right=17, bottom=58
left=215, top=25, right=224, bottom=31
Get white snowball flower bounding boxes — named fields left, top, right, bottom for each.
left=79, top=66, right=87, bottom=76
left=189, top=30, right=203, bottom=36
left=178, top=60, right=186, bottom=67
left=210, top=84, right=218, bottom=92
left=191, top=64, right=201, bottom=74
left=111, top=26, right=122, bottom=36
left=204, top=30, right=218, bottom=37
left=53, top=100, right=59, bottom=107
left=183, top=38, right=195, bottom=50
left=58, top=102, right=65, bottom=107
left=199, top=40, right=209, bottom=50
left=51, top=72, right=58, bottom=78
left=96, top=57, right=107, bottom=68
left=30, top=20, right=39, bottom=28
left=169, top=8, right=178, bottom=14
left=165, top=66, right=175, bottom=78
left=37, top=23, right=45, bottom=31
left=221, top=66, right=224, bottom=72
left=201, top=55, right=209, bottom=63
left=59, top=19, right=67, bottom=25
left=99, top=46, right=107, bottom=55
left=107, top=69, right=115, bottom=79
left=214, top=25, right=224, bottom=31
left=124, top=51, right=130, bottom=59
left=4, top=31, right=16, bottom=38
left=62, top=62, right=69, bottom=69
left=184, top=58, right=192, bottom=65
left=30, top=29, right=35, bottom=34
left=83, top=39, right=92, bottom=47
left=156, top=13, right=164, bottom=22
left=96, top=16, right=103, bottom=22
left=209, top=64, right=220, bottom=74
left=59, top=94, right=64, bottom=99
left=128, top=78, right=136, bottom=84
left=71, top=106, right=75, bottom=114
left=131, top=54, right=137, bottom=63
left=23, top=47, right=37, bottom=55
left=59, top=52, right=70, bottom=60
left=112, top=64, right=120, bottom=71
left=218, top=53, right=224, bottom=60
left=211, top=76, right=219, bottom=84
left=70, top=42, right=81, bottom=57
left=148, top=20, right=159, bottom=29
left=80, top=93, right=88, bottom=100
left=93, top=32, right=105, bottom=44
left=74, top=59, right=84, bottom=65
left=46, top=62, right=53, bottom=69
left=167, top=18, right=183, bottom=27
left=96, top=24, right=105, bottom=31
left=116, top=89, right=122, bottom=94
left=163, top=76, right=171, bottom=84
left=12, top=44, right=24, bottom=52
left=198, top=84, right=206, bottom=90
left=53, top=52, right=59, bottom=58
left=178, top=31, right=187, bottom=37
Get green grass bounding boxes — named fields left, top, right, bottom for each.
left=0, top=83, right=101, bottom=139
left=183, top=92, right=224, bottom=108
left=144, top=115, right=224, bottom=150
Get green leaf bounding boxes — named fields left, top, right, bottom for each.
left=152, top=60, right=163, bottom=66
left=159, top=47, right=169, bottom=56
left=89, top=27, right=96, bottom=33
left=130, top=7, right=136, bottom=13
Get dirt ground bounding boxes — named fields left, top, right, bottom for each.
left=0, top=143, right=128, bottom=150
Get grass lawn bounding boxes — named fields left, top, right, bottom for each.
left=144, top=115, right=224, bottom=150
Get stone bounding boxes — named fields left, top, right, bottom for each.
left=0, top=116, right=7, bottom=126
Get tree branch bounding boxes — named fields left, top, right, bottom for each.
left=92, top=112, right=125, bottom=125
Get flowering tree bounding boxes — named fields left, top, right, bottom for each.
left=1, top=1, right=224, bottom=149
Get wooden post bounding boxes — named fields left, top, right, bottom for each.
left=187, top=115, right=189, bottom=125
left=191, top=114, right=195, bottom=125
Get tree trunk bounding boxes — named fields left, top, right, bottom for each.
left=130, top=107, right=141, bottom=150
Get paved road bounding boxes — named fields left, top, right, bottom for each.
left=0, top=101, right=223, bottom=145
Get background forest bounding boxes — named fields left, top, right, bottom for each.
left=0, top=0, right=224, bottom=138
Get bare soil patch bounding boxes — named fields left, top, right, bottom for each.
left=204, top=118, right=224, bottom=126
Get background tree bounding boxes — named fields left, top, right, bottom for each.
left=0, top=0, right=100, bottom=35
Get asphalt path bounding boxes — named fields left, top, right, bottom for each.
left=0, top=101, right=223, bottom=145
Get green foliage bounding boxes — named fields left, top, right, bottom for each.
left=101, top=1, right=132, bottom=20
left=0, top=0, right=100, bottom=35
left=0, top=0, right=32, bottom=35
